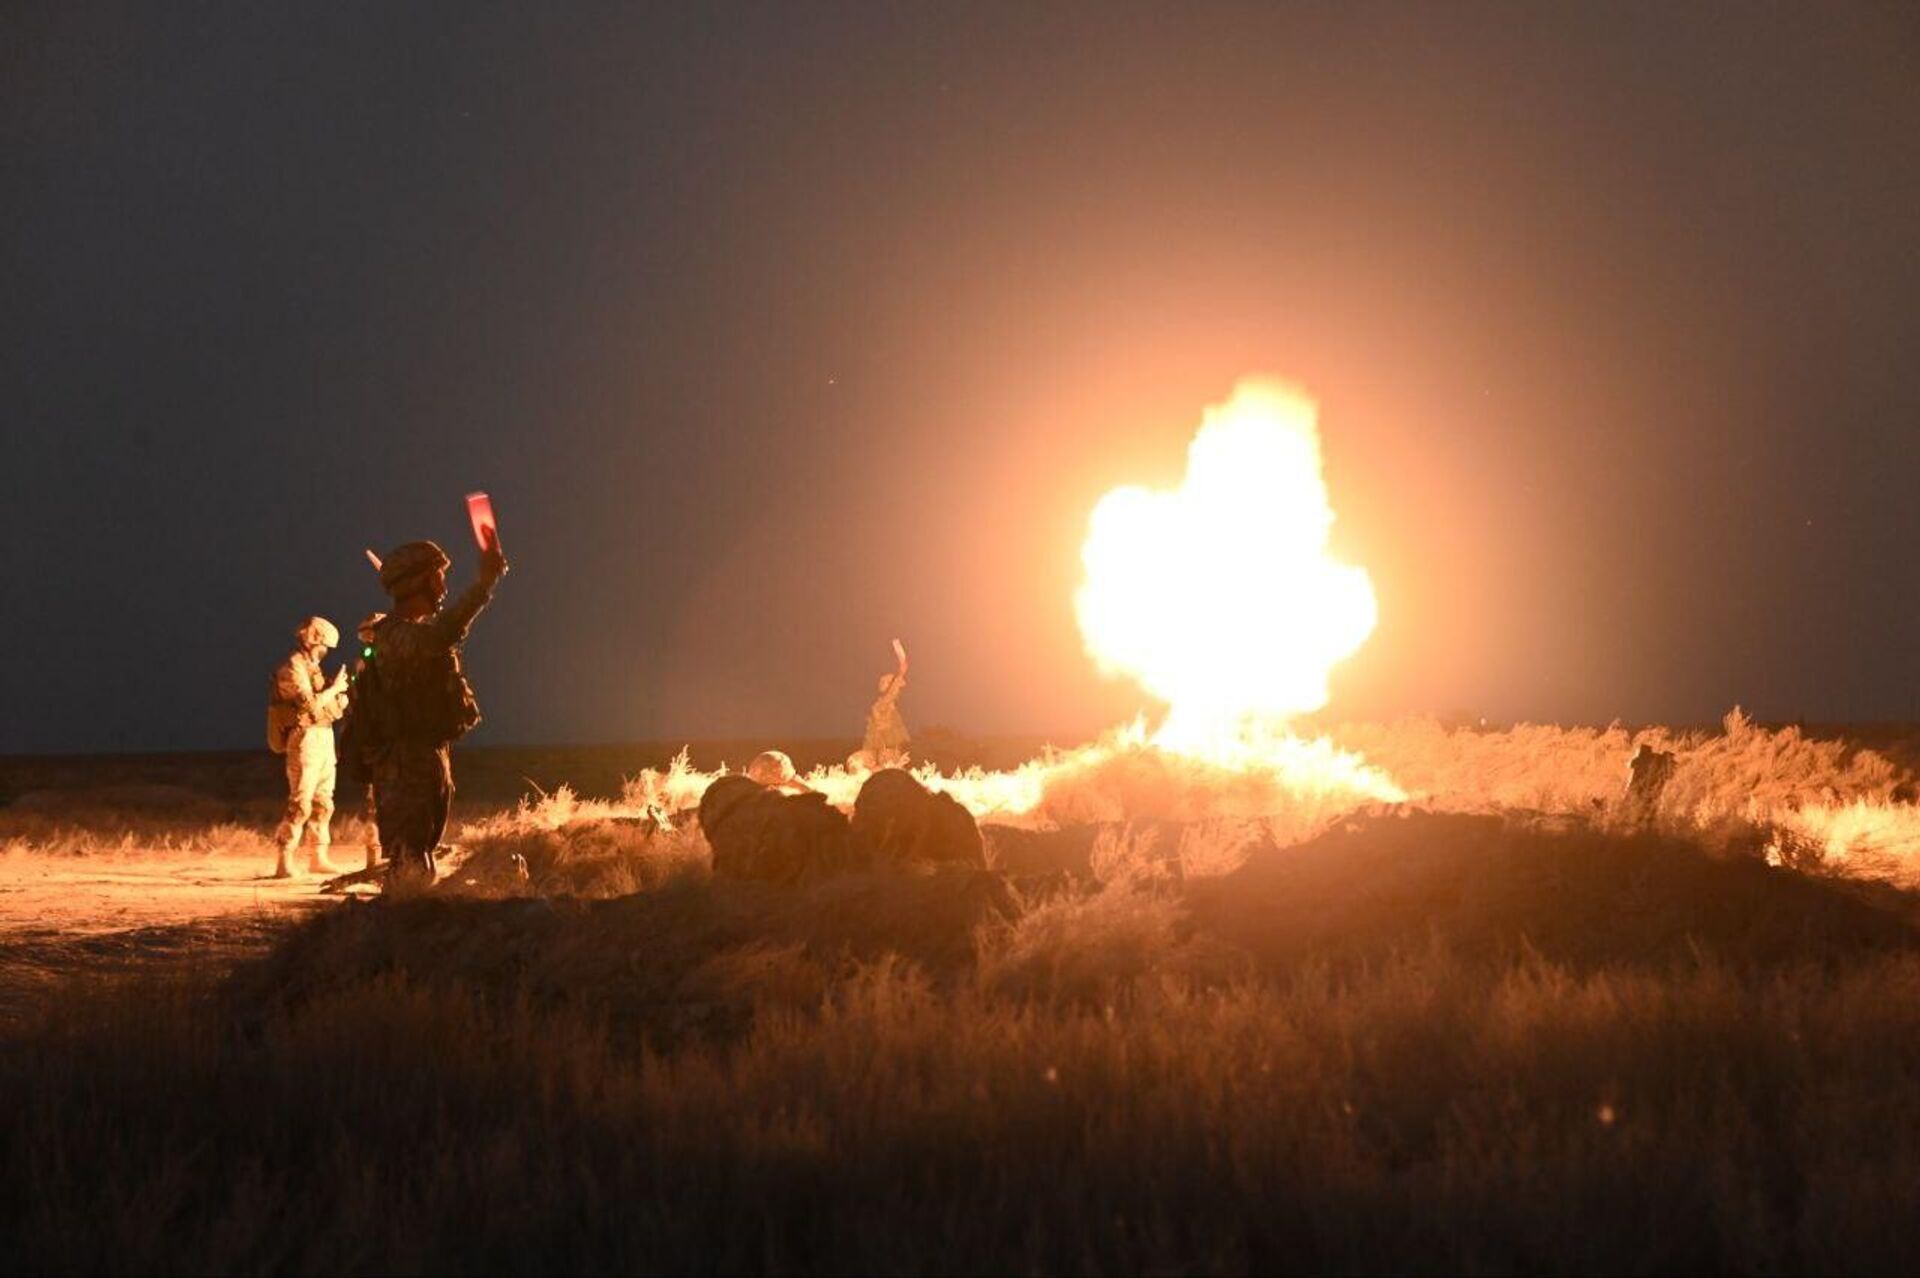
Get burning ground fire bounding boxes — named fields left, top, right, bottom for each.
left=622, top=378, right=1404, bottom=828
left=479, top=379, right=1920, bottom=881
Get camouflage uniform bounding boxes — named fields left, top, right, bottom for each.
left=351, top=616, right=385, bottom=870
left=370, top=735, right=456, bottom=884
left=699, top=774, right=862, bottom=883
left=362, top=541, right=500, bottom=888
left=863, top=673, right=910, bottom=766
left=272, top=618, right=348, bottom=876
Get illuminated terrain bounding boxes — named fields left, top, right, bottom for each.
left=6, top=382, right=1920, bottom=1272
left=6, top=716, right=1920, bottom=1273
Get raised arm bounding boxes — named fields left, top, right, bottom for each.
left=429, top=539, right=510, bottom=648
left=429, top=577, right=497, bottom=648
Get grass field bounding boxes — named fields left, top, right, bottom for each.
left=4, top=718, right=1920, bottom=1274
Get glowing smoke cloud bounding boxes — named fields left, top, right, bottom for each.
left=1075, top=379, right=1379, bottom=750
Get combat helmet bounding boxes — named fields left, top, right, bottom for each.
left=295, top=616, right=340, bottom=649
left=746, top=749, right=803, bottom=790
left=378, top=540, right=452, bottom=599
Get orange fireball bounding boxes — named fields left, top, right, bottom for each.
left=1075, top=379, right=1379, bottom=751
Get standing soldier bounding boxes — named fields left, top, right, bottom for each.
left=860, top=638, right=911, bottom=768
left=352, top=613, right=385, bottom=872
left=355, top=535, right=508, bottom=890
left=268, top=616, right=350, bottom=878
left=1623, top=741, right=1677, bottom=829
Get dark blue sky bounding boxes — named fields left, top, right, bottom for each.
left=4, top=3, right=1917, bottom=753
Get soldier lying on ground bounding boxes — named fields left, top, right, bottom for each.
left=746, top=749, right=813, bottom=793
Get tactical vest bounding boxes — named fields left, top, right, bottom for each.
left=367, top=617, right=483, bottom=744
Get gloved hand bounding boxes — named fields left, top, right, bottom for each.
left=480, top=533, right=510, bottom=585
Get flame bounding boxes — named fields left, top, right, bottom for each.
left=610, top=377, right=1403, bottom=842
left=1075, top=379, right=1378, bottom=750
left=620, top=718, right=1400, bottom=835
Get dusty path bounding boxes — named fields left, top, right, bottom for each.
left=0, top=849, right=347, bottom=1027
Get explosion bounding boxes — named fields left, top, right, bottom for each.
left=1076, top=379, right=1380, bottom=752
left=614, top=377, right=1402, bottom=832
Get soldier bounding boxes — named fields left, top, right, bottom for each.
left=352, top=614, right=385, bottom=872
left=357, top=535, right=508, bottom=891
left=746, top=749, right=813, bottom=793
left=860, top=639, right=911, bottom=768
left=269, top=616, right=350, bottom=878
left=1623, top=741, right=1677, bottom=828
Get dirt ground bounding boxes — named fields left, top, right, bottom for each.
left=0, top=737, right=1120, bottom=1025
left=0, top=737, right=1020, bottom=1027
left=6, top=722, right=1908, bottom=1030
left=0, top=847, right=352, bottom=1026
left=0, top=848, right=356, bottom=934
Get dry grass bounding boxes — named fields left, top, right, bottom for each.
left=12, top=712, right=1913, bottom=885
left=0, top=813, right=307, bottom=862
left=451, top=790, right=711, bottom=898
left=8, top=812, right=1920, bottom=1273
left=1330, top=710, right=1920, bottom=884
left=9, top=891, right=1920, bottom=1274
left=433, top=713, right=1920, bottom=907
left=8, top=723, right=1920, bottom=1271
left=1334, top=708, right=1908, bottom=818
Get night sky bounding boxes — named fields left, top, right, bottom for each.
left=4, top=3, right=1917, bottom=754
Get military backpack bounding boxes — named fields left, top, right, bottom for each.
left=338, top=618, right=482, bottom=785
left=265, top=671, right=297, bottom=755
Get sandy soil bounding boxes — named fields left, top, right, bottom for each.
left=0, top=848, right=349, bottom=1026
left=0, top=849, right=355, bottom=931
left=0, top=738, right=1048, bottom=1027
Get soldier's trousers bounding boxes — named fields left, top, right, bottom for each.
left=371, top=741, right=453, bottom=886
left=276, top=728, right=337, bottom=850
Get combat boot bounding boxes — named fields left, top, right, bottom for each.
left=309, top=840, right=342, bottom=876
left=383, top=846, right=437, bottom=895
